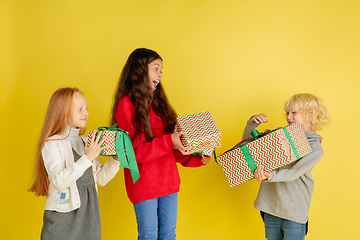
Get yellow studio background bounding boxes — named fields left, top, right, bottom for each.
left=1, top=0, right=359, bottom=239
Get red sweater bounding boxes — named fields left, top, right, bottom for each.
left=116, top=95, right=204, bottom=204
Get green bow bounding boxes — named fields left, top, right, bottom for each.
left=96, top=124, right=140, bottom=184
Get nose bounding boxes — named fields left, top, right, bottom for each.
left=286, top=113, right=292, bottom=121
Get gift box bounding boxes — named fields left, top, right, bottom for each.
left=87, top=124, right=140, bottom=183
left=175, top=111, right=221, bottom=156
left=218, top=123, right=312, bottom=187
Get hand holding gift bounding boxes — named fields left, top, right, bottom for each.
left=171, top=131, right=193, bottom=155
left=254, top=165, right=272, bottom=181
left=85, top=130, right=108, bottom=162
left=87, top=124, right=140, bottom=184
left=201, top=152, right=213, bottom=165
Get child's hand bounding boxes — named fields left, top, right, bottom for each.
left=251, top=113, right=268, bottom=124
left=254, top=165, right=272, bottom=181
left=172, top=131, right=193, bottom=155
left=85, top=131, right=108, bottom=162
left=201, top=154, right=212, bottom=165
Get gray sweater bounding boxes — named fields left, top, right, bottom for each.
left=242, top=120, right=323, bottom=224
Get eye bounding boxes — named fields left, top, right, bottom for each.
left=154, top=67, right=158, bottom=71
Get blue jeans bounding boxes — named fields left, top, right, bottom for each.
left=263, top=212, right=306, bottom=240
left=133, top=192, right=178, bottom=240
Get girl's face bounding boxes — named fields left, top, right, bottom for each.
left=286, top=107, right=311, bottom=131
left=148, top=58, right=163, bottom=92
left=70, top=92, right=89, bottom=129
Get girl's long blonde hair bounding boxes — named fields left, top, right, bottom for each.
left=284, top=93, right=331, bottom=132
left=29, top=87, right=81, bottom=196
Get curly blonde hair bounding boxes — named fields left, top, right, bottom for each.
left=284, top=93, right=331, bottom=132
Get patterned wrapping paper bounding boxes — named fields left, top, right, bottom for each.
left=175, top=111, right=221, bottom=156
left=87, top=125, right=140, bottom=184
left=87, top=130, right=118, bottom=156
left=218, top=123, right=312, bottom=187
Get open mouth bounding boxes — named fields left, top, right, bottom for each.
left=152, top=79, right=160, bottom=89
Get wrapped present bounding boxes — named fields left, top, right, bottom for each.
left=218, top=123, right=312, bottom=187
left=175, top=111, right=221, bottom=156
left=87, top=124, right=140, bottom=184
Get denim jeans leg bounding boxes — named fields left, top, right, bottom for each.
left=264, top=213, right=283, bottom=240
left=282, top=218, right=306, bottom=240
left=158, top=192, right=178, bottom=240
left=134, top=198, right=158, bottom=240
left=263, top=212, right=306, bottom=240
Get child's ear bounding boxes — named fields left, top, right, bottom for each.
left=306, top=112, right=314, bottom=122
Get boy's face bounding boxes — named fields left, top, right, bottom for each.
left=286, top=107, right=311, bottom=131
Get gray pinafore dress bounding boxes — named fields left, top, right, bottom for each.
left=41, top=147, right=101, bottom=240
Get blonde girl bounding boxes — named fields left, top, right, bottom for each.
left=29, top=87, right=120, bottom=240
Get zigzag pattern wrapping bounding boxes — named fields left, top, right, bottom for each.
left=218, top=148, right=253, bottom=187
left=219, top=123, right=312, bottom=187
left=284, top=124, right=312, bottom=158
left=175, top=111, right=221, bottom=155
left=87, top=130, right=120, bottom=156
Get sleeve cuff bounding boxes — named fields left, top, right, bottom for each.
left=165, top=133, right=174, bottom=148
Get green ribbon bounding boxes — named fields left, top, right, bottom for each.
left=240, top=145, right=257, bottom=174
left=96, top=124, right=140, bottom=184
left=251, top=129, right=262, bottom=138
left=283, top=128, right=299, bottom=159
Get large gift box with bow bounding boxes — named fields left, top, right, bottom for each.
left=87, top=124, right=140, bottom=183
left=217, top=123, right=312, bottom=187
left=174, top=111, right=221, bottom=156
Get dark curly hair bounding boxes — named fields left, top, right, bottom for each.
left=110, top=48, right=177, bottom=140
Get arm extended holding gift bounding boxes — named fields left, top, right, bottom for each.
left=263, top=133, right=323, bottom=182
left=173, top=149, right=212, bottom=167
left=243, top=113, right=324, bottom=182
